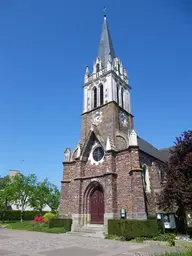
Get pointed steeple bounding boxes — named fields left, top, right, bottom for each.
left=98, top=15, right=115, bottom=67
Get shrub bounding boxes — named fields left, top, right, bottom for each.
left=48, top=218, right=72, bottom=232
left=105, top=234, right=122, bottom=240
left=43, top=212, right=56, bottom=224
left=153, top=233, right=176, bottom=247
left=135, top=237, right=146, bottom=243
left=0, top=211, right=49, bottom=221
left=148, top=215, right=157, bottom=220
left=148, top=216, right=164, bottom=233
left=108, top=219, right=159, bottom=240
left=153, top=233, right=176, bottom=242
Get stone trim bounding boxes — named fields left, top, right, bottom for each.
left=131, top=168, right=143, bottom=171
left=105, top=147, right=135, bottom=155
left=83, top=69, right=131, bottom=89
left=83, top=70, right=112, bottom=87
left=128, top=145, right=140, bottom=151
left=59, top=214, right=71, bottom=219
left=81, top=100, right=133, bottom=117
left=74, top=172, right=117, bottom=181
left=105, top=149, right=116, bottom=154
left=103, top=172, right=117, bottom=177
left=129, top=168, right=143, bottom=175
left=115, top=147, right=131, bottom=154
left=71, top=214, right=84, bottom=232
left=62, top=161, right=76, bottom=165
left=61, top=180, right=71, bottom=183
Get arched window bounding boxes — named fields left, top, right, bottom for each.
left=159, top=168, right=165, bottom=182
left=96, top=63, right=100, bottom=73
left=117, top=85, right=119, bottom=105
left=142, top=165, right=151, bottom=193
left=121, top=88, right=124, bottom=108
left=100, top=84, right=104, bottom=106
left=142, top=165, right=147, bottom=187
left=93, top=87, right=97, bottom=108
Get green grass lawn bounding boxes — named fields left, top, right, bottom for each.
left=0, top=221, right=66, bottom=234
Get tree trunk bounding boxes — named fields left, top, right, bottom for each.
left=40, top=206, right=43, bottom=216
left=2, top=210, right=5, bottom=223
left=20, top=205, right=24, bottom=223
left=177, top=205, right=187, bottom=234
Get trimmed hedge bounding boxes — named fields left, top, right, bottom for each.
left=147, top=215, right=157, bottom=220
left=48, top=219, right=72, bottom=232
left=108, top=219, right=159, bottom=240
left=0, top=211, right=49, bottom=221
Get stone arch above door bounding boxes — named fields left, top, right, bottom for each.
left=84, top=181, right=105, bottom=225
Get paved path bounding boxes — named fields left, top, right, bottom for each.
left=0, top=229, right=181, bottom=256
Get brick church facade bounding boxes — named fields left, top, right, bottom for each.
left=59, top=15, right=167, bottom=231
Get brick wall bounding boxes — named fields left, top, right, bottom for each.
left=81, top=102, right=133, bottom=147
left=139, top=151, right=167, bottom=215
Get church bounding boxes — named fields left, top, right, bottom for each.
left=59, top=15, right=168, bottom=232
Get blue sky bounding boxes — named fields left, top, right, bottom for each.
left=0, top=0, right=191, bottom=187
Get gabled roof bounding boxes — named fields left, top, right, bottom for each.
left=98, top=15, right=115, bottom=67
left=81, top=125, right=106, bottom=159
left=138, top=137, right=168, bottom=163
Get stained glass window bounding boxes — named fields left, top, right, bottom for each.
left=93, top=147, right=104, bottom=162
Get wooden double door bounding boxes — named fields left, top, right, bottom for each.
left=90, top=186, right=104, bottom=224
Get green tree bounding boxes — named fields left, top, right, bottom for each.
left=158, top=130, right=192, bottom=216
left=46, top=183, right=60, bottom=212
left=28, top=179, right=50, bottom=215
left=29, top=179, right=60, bottom=213
left=12, top=173, right=37, bottom=222
left=0, top=176, right=14, bottom=221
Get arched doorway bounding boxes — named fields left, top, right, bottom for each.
left=90, top=185, right=104, bottom=224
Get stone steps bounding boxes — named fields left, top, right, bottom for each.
left=67, top=225, right=105, bottom=238
left=80, top=227, right=104, bottom=233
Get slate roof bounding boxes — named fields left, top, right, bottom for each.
left=138, top=137, right=169, bottom=163
left=159, top=147, right=173, bottom=162
left=98, top=15, right=115, bottom=67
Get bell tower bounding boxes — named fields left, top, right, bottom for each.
left=81, top=15, right=134, bottom=149
left=60, top=14, right=148, bottom=231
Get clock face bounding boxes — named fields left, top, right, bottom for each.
left=119, top=111, right=128, bottom=127
left=92, top=147, right=104, bottom=162
left=92, top=111, right=102, bottom=126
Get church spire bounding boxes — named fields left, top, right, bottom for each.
left=98, top=15, right=115, bottom=67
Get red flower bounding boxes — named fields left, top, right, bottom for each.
left=33, top=216, right=43, bottom=222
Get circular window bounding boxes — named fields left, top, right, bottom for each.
left=93, top=147, right=104, bottom=162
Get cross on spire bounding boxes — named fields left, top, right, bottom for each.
left=103, top=6, right=107, bottom=18
left=98, top=9, right=115, bottom=66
